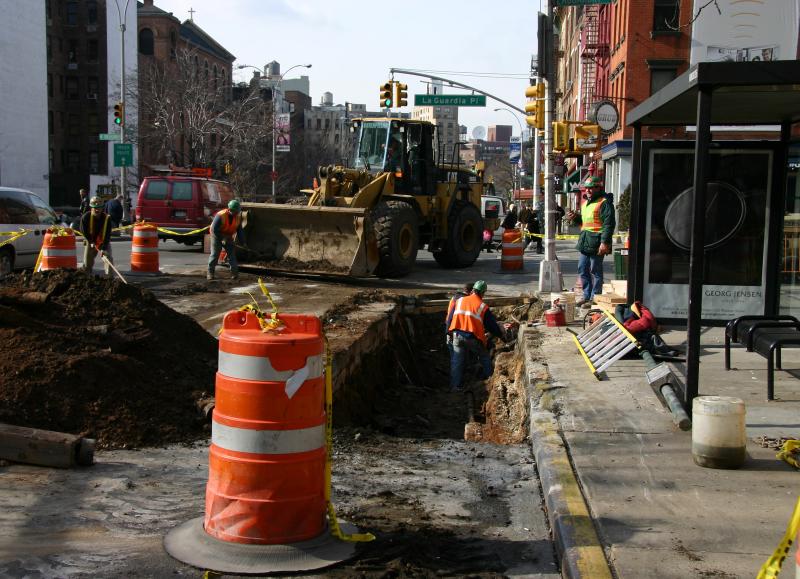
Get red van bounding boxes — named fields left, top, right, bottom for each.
left=134, top=175, right=235, bottom=244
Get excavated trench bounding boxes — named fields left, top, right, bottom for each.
left=332, top=308, right=530, bottom=444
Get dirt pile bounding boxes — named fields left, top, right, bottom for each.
left=0, top=270, right=217, bottom=449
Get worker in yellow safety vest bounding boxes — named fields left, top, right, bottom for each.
left=568, top=175, right=615, bottom=307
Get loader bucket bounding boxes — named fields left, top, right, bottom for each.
left=240, top=203, right=379, bottom=277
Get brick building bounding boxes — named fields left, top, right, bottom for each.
left=137, top=0, right=234, bottom=175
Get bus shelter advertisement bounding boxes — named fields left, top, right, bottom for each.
left=642, top=148, right=773, bottom=321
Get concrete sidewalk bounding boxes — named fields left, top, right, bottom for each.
left=527, top=321, right=800, bottom=579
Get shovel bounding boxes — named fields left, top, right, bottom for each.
left=99, top=251, right=127, bottom=284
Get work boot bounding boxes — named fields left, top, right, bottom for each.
left=206, top=271, right=214, bottom=280
left=231, top=272, right=240, bottom=281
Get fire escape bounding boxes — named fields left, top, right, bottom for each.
left=580, top=5, right=607, bottom=120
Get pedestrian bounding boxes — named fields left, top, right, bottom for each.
left=207, top=199, right=245, bottom=281
left=445, top=280, right=510, bottom=392
left=501, top=204, right=518, bottom=230
left=79, top=195, right=114, bottom=275
left=78, top=188, right=89, bottom=215
left=555, top=204, right=565, bottom=235
left=518, top=203, right=531, bottom=230
left=567, top=176, right=615, bottom=307
left=525, top=208, right=543, bottom=253
left=104, top=193, right=123, bottom=229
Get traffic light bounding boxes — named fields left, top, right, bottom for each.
left=113, top=102, right=124, bottom=126
left=524, top=84, right=544, bottom=130
left=395, top=82, right=408, bottom=107
left=553, top=121, right=569, bottom=152
left=380, top=82, right=393, bottom=108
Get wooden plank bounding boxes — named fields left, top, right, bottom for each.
left=0, top=423, right=94, bottom=468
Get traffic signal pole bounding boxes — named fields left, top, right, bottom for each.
left=538, top=0, right=563, bottom=293
left=113, top=0, right=132, bottom=223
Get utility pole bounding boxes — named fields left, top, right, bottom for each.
left=538, top=0, right=564, bottom=293
left=113, top=0, right=132, bottom=223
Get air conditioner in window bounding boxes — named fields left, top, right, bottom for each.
left=86, top=93, right=98, bottom=100
left=86, top=25, right=97, bottom=32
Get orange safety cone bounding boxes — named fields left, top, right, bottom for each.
left=130, top=223, right=159, bottom=273
left=164, top=310, right=361, bottom=574
left=501, top=228, right=524, bottom=271
left=40, top=228, right=78, bottom=270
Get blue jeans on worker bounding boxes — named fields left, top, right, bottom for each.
left=449, top=331, right=493, bottom=391
left=578, top=252, right=604, bottom=301
left=208, top=235, right=238, bottom=276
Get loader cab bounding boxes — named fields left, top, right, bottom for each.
left=352, top=119, right=435, bottom=195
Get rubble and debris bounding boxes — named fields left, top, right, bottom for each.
left=0, top=270, right=217, bottom=450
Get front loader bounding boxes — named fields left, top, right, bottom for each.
left=241, top=118, right=485, bottom=277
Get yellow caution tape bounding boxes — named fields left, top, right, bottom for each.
left=757, top=496, right=800, bottom=579
left=524, top=231, right=580, bottom=240
left=777, top=440, right=800, bottom=469
left=155, top=225, right=209, bottom=236
left=323, top=336, right=375, bottom=543
left=0, top=229, right=31, bottom=249
left=232, top=278, right=284, bottom=333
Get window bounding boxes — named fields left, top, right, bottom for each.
left=0, top=192, right=38, bottom=225
left=28, top=193, right=58, bottom=225
left=47, top=74, right=52, bottom=97
left=88, top=112, right=99, bottom=134
left=139, top=28, right=154, bottom=55
left=66, top=77, right=79, bottom=100
left=325, top=118, right=330, bottom=130
left=66, top=1, right=78, bottom=25
left=47, top=35, right=51, bottom=61
left=204, top=60, right=209, bottom=80
left=87, top=39, right=98, bottom=61
left=172, top=182, right=193, bottom=201
left=48, top=111, right=54, bottom=135
left=169, top=29, right=177, bottom=59
left=144, top=181, right=168, bottom=200
left=316, top=118, right=321, bottom=130
left=213, top=65, right=218, bottom=90
left=87, top=0, right=97, bottom=25
left=68, top=114, right=80, bottom=136
left=66, top=150, right=80, bottom=173
left=653, top=0, right=679, bottom=32
left=68, top=39, right=78, bottom=63
left=650, top=68, right=677, bottom=94
left=89, top=150, right=99, bottom=174
left=49, top=149, right=54, bottom=172
left=87, top=76, right=99, bottom=96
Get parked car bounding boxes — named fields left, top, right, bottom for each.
left=481, top=194, right=507, bottom=243
left=0, top=187, right=60, bottom=276
left=134, top=175, right=235, bottom=245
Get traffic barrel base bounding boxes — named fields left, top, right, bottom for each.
left=164, top=516, right=358, bottom=574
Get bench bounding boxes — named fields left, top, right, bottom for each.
left=724, top=315, right=800, bottom=400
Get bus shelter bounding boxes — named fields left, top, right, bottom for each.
left=625, top=59, right=800, bottom=413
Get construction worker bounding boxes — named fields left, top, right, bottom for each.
left=208, top=199, right=245, bottom=281
left=568, top=175, right=615, bottom=307
left=445, top=280, right=509, bottom=392
left=446, top=282, right=474, bottom=355
left=79, top=196, right=113, bottom=275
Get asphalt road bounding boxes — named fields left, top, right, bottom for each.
left=102, top=237, right=584, bottom=297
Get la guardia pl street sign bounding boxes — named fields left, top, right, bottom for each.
left=414, top=94, right=486, bottom=107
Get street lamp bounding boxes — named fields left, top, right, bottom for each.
left=269, top=64, right=311, bottom=201
left=494, top=107, right=526, bottom=202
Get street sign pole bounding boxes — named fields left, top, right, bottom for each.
left=539, top=0, right=564, bottom=293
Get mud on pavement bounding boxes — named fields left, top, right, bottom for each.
left=0, top=274, right=558, bottom=577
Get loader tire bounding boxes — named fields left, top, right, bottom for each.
left=372, top=201, right=419, bottom=278
left=433, top=201, right=483, bottom=269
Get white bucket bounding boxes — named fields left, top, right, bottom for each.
left=692, top=396, right=746, bottom=469
left=551, top=292, right=576, bottom=322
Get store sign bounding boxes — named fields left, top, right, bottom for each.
left=590, top=101, right=619, bottom=134
left=642, top=147, right=772, bottom=321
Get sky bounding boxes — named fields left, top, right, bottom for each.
left=153, top=0, right=540, bottom=138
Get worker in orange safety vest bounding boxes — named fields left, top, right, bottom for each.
left=207, top=199, right=245, bottom=281
left=445, top=280, right=512, bottom=392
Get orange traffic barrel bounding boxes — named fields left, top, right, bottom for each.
left=130, top=223, right=159, bottom=272
left=206, top=310, right=326, bottom=545
left=501, top=228, right=524, bottom=271
left=40, top=228, right=77, bottom=270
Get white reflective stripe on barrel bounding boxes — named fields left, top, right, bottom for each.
left=131, top=246, right=159, bottom=253
left=212, top=421, right=324, bottom=454
left=218, top=351, right=324, bottom=383
left=134, top=230, right=158, bottom=238
left=42, top=248, right=76, bottom=256
left=502, top=255, right=524, bottom=261
left=503, top=242, right=523, bottom=249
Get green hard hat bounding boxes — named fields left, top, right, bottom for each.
left=473, top=280, right=488, bottom=294
left=581, top=176, right=603, bottom=189
left=228, top=199, right=241, bottom=213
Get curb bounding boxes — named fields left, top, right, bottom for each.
left=521, top=328, right=613, bottom=579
